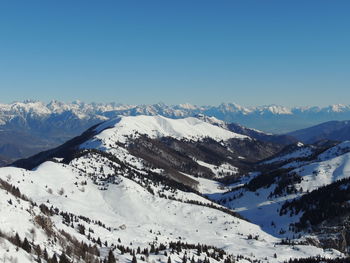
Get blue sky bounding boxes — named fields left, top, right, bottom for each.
left=0, top=1, right=349, bottom=106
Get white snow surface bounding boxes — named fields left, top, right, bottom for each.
left=0, top=160, right=342, bottom=263
left=196, top=160, right=239, bottom=178
left=318, top=141, right=350, bottom=161
left=294, top=151, right=350, bottom=192
left=263, top=146, right=314, bottom=165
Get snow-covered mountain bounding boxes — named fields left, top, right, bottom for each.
left=2, top=101, right=350, bottom=133
left=209, top=140, right=350, bottom=254
left=0, top=101, right=108, bottom=163
left=0, top=115, right=345, bottom=262
left=13, top=115, right=283, bottom=179
left=3, top=100, right=349, bottom=163
left=89, top=115, right=249, bottom=144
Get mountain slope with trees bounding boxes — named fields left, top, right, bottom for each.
left=0, top=115, right=344, bottom=262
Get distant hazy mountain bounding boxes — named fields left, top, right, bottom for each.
left=287, top=120, right=350, bottom=143
left=196, top=114, right=297, bottom=146
left=2, top=100, right=350, bottom=133
left=1, top=100, right=350, bottom=163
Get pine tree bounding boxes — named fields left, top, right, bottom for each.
left=132, top=255, right=137, bottom=263
left=167, top=256, right=172, bottom=263
left=197, top=245, right=202, bottom=256
left=34, top=244, right=42, bottom=257
left=59, top=252, right=71, bottom=263
left=43, top=248, right=49, bottom=260
left=97, top=237, right=102, bottom=246
left=107, top=250, right=116, bottom=263
left=22, top=237, right=31, bottom=253
left=50, top=254, right=58, bottom=263
left=14, top=232, right=21, bottom=247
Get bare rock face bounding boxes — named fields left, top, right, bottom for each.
left=313, top=216, right=350, bottom=253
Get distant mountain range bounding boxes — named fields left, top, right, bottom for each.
left=1, top=100, right=350, bottom=163
left=2, top=100, right=350, bottom=132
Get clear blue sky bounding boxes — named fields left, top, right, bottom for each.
left=0, top=0, right=349, bottom=106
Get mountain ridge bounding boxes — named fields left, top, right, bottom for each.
left=288, top=120, right=350, bottom=143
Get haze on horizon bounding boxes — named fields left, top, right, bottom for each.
left=0, top=1, right=349, bottom=107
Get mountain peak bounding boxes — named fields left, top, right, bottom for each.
left=82, top=115, right=249, bottom=149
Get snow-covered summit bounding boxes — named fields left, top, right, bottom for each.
left=192, top=114, right=228, bottom=128
left=87, top=115, right=250, bottom=145
left=256, top=105, right=293, bottom=115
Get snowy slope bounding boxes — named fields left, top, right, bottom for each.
left=195, top=160, right=239, bottom=178
left=0, top=238, right=34, bottom=263
left=208, top=141, right=350, bottom=244
left=293, top=150, right=350, bottom=193
left=262, top=145, right=314, bottom=165
left=0, top=160, right=342, bottom=263
left=317, top=141, right=350, bottom=161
